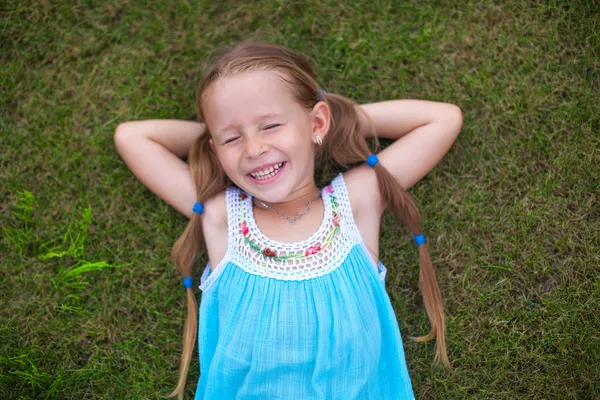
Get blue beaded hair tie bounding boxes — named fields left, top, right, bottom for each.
left=413, top=233, right=426, bottom=246
left=366, top=154, right=379, bottom=167
left=317, top=89, right=327, bottom=101
left=192, top=202, right=204, bottom=215
left=183, top=276, right=193, bottom=289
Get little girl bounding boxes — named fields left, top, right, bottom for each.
left=115, top=42, right=462, bottom=399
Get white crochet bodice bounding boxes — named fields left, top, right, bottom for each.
left=200, top=173, right=385, bottom=290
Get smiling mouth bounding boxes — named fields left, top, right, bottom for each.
left=248, top=162, right=285, bottom=180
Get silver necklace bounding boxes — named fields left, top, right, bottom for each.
left=254, top=190, right=322, bottom=224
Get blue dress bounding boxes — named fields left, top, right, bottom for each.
left=195, top=173, right=415, bottom=400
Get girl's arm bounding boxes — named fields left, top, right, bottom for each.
left=356, top=100, right=463, bottom=190
left=114, top=120, right=206, bottom=219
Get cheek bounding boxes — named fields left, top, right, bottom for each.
left=216, top=149, right=240, bottom=172
left=292, top=131, right=315, bottom=152
left=284, top=124, right=312, bottom=147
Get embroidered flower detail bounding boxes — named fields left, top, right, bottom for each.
left=305, top=245, right=321, bottom=256
left=325, top=185, right=333, bottom=194
left=263, top=248, right=277, bottom=258
left=240, top=221, right=249, bottom=236
left=240, top=192, right=247, bottom=200
left=332, top=212, right=340, bottom=227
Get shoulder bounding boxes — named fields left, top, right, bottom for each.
left=200, top=189, right=228, bottom=234
left=341, top=165, right=385, bottom=220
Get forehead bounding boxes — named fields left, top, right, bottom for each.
left=204, top=70, right=296, bottom=132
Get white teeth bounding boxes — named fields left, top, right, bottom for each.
left=250, top=162, right=283, bottom=179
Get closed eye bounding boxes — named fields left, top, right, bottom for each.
left=264, top=124, right=281, bottom=130
left=224, top=137, right=239, bottom=144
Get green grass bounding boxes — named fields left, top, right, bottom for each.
left=2, top=0, right=599, bottom=398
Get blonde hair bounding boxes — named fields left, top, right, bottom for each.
left=168, top=41, right=450, bottom=399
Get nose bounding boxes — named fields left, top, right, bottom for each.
left=244, top=133, right=267, bottom=158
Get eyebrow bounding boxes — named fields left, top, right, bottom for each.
left=216, top=113, right=282, bottom=137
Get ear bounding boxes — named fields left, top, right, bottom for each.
left=209, top=138, right=216, bottom=152
left=310, top=101, right=331, bottom=144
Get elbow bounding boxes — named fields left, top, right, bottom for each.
left=114, top=122, right=134, bottom=155
left=114, top=123, right=125, bottom=150
left=445, top=104, right=463, bottom=136
left=114, top=121, right=138, bottom=151
left=114, top=122, right=131, bottom=141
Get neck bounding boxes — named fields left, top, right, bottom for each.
left=255, top=181, right=320, bottom=215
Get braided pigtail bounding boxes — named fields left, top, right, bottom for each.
left=320, top=93, right=451, bottom=369
left=168, top=132, right=231, bottom=399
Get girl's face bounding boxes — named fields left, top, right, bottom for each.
left=204, top=69, right=329, bottom=203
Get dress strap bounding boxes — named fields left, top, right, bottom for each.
left=224, top=185, right=245, bottom=245
left=329, top=173, right=363, bottom=244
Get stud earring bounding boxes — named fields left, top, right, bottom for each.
left=315, top=135, right=323, bottom=146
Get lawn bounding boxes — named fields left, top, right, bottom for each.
left=1, top=0, right=598, bottom=399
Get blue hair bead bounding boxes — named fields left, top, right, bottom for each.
left=366, top=154, right=379, bottom=167
left=413, top=233, right=426, bottom=246
left=317, top=89, right=327, bottom=101
left=183, top=276, right=193, bottom=289
left=192, top=202, right=204, bottom=215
